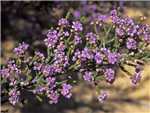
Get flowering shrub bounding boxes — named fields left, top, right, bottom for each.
left=1, top=9, right=150, bottom=105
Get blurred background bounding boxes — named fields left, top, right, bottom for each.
left=1, top=1, right=150, bottom=113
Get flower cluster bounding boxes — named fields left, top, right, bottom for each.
left=9, top=88, right=20, bottom=105
left=72, top=21, right=83, bottom=32
left=58, top=18, right=69, bottom=26
left=44, top=30, right=59, bottom=48
left=97, top=91, right=108, bottom=103
left=1, top=9, right=150, bottom=105
left=86, top=32, right=97, bottom=44
left=13, top=42, right=29, bottom=56
left=104, top=68, right=115, bottom=84
left=61, top=83, right=72, bottom=98
left=83, top=71, right=94, bottom=82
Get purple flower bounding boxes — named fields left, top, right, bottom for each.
left=72, top=21, right=83, bottom=32
left=13, top=42, right=29, bottom=56
left=97, top=91, right=108, bottom=103
left=111, top=16, right=119, bottom=24
left=111, top=13, right=135, bottom=29
left=61, top=83, right=72, bottom=98
left=74, top=35, right=82, bottom=45
left=116, top=28, right=125, bottom=37
left=0, top=68, right=10, bottom=78
left=44, top=30, right=59, bottom=48
left=131, top=64, right=142, bottom=86
left=72, top=49, right=81, bottom=61
left=53, top=43, right=69, bottom=68
left=131, top=72, right=141, bottom=86
left=127, top=25, right=139, bottom=37
left=83, top=71, right=94, bottom=82
left=94, top=52, right=103, bottom=64
left=47, top=90, right=59, bottom=104
left=81, top=48, right=94, bottom=61
left=46, top=76, right=56, bottom=89
left=104, top=68, right=115, bottom=84
left=35, top=51, right=45, bottom=60
left=107, top=52, right=120, bottom=64
left=86, top=32, right=97, bottom=44
left=53, top=65, right=63, bottom=73
left=126, top=38, right=137, bottom=50
left=63, top=31, right=69, bottom=37
left=58, top=18, right=69, bottom=26
left=42, top=65, right=54, bottom=76
left=9, top=88, right=20, bottom=105
left=33, top=62, right=43, bottom=71
left=7, top=61, right=21, bottom=75
left=56, top=42, right=66, bottom=52
left=110, top=9, right=117, bottom=16
left=125, top=17, right=134, bottom=26
left=144, top=34, right=150, bottom=43
left=101, top=47, right=110, bottom=55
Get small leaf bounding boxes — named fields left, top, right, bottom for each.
left=36, top=95, right=43, bottom=102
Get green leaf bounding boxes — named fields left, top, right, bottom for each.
left=36, top=95, right=43, bottom=102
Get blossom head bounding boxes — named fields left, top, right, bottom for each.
left=94, top=52, right=103, bottom=64
left=86, top=32, right=97, bottom=44
left=72, top=21, right=83, bottom=32
left=126, top=38, right=137, bottom=50
left=97, top=91, right=108, bottom=103
left=61, top=83, right=72, bottom=98
left=9, top=88, right=20, bottom=105
left=104, top=68, right=115, bottom=84
left=83, top=71, right=94, bottom=82
left=107, top=52, right=120, bottom=64
left=58, top=18, right=69, bottom=26
left=13, top=42, right=29, bottom=56
left=44, top=30, right=59, bottom=48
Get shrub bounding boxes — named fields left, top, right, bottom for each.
left=1, top=9, right=150, bottom=105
